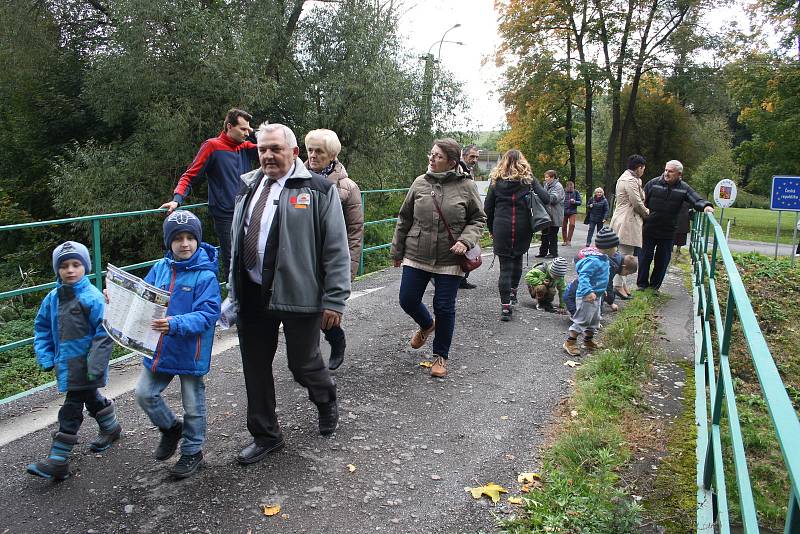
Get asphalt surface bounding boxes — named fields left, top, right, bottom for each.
left=0, top=248, right=585, bottom=534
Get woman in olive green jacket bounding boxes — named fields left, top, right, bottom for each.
left=391, top=138, right=486, bottom=378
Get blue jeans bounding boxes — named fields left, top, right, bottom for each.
left=637, top=236, right=674, bottom=290
left=586, top=221, right=601, bottom=246
left=135, top=369, right=207, bottom=455
left=398, top=266, right=461, bottom=358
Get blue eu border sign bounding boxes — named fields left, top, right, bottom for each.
left=769, top=176, right=800, bottom=262
left=770, top=176, right=800, bottom=211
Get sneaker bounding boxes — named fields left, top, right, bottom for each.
left=500, top=305, right=512, bottom=322
left=534, top=253, right=547, bottom=258
left=459, top=279, right=477, bottom=289
left=430, top=355, right=447, bottom=378
left=541, top=303, right=555, bottom=313
left=563, top=338, right=581, bottom=357
left=169, top=451, right=203, bottom=479
left=317, top=400, right=339, bottom=436
left=154, top=421, right=183, bottom=461
left=510, top=291, right=518, bottom=306
left=410, top=320, right=436, bottom=349
left=582, top=338, right=602, bottom=351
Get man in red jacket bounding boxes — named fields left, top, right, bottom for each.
left=159, top=108, right=258, bottom=279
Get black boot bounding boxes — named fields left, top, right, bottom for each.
left=90, top=402, right=122, bottom=452
left=316, top=398, right=339, bottom=436
left=328, top=336, right=346, bottom=371
left=27, top=432, right=78, bottom=481
left=154, top=420, right=183, bottom=461
left=459, top=277, right=477, bottom=289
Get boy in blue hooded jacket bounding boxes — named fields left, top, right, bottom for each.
left=134, top=211, right=221, bottom=479
left=562, top=227, right=619, bottom=357
left=27, top=241, right=119, bottom=481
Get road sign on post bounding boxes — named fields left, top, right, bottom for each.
left=770, top=176, right=800, bottom=211
left=770, top=176, right=800, bottom=259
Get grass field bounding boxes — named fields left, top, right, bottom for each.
left=712, top=206, right=800, bottom=245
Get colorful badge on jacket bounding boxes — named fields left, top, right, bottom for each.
left=290, top=193, right=311, bottom=209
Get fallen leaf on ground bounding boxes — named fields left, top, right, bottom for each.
left=419, top=360, right=433, bottom=368
left=517, top=472, right=541, bottom=484
left=465, top=483, right=508, bottom=503
left=346, top=464, right=356, bottom=472
left=564, top=360, right=580, bottom=368
left=507, top=496, right=524, bottom=505
left=261, top=504, right=281, bottom=516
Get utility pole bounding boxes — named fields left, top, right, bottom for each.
left=416, top=53, right=435, bottom=156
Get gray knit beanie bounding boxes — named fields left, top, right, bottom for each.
left=548, top=257, right=568, bottom=278
left=594, top=226, right=620, bottom=250
left=52, top=241, right=92, bottom=277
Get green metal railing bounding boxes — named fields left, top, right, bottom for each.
left=357, top=188, right=408, bottom=276
left=690, top=212, right=800, bottom=533
left=0, top=203, right=209, bottom=355
left=0, top=188, right=410, bottom=356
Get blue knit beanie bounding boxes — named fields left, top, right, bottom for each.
left=163, top=211, right=202, bottom=249
left=52, top=241, right=92, bottom=277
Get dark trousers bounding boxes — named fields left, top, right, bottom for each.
left=237, top=276, right=335, bottom=446
left=58, top=389, right=110, bottom=436
left=398, top=266, right=461, bottom=358
left=539, top=226, right=559, bottom=256
left=637, top=235, right=675, bottom=290
left=212, top=214, right=233, bottom=281
left=586, top=221, right=601, bottom=246
left=498, top=255, right=523, bottom=304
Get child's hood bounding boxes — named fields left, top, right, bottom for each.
left=165, top=242, right=219, bottom=273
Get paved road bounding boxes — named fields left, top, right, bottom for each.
left=0, top=249, right=585, bottom=534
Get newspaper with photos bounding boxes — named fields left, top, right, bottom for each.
left=103, top=264, right=170, bottom=358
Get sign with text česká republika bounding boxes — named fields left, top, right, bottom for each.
left=770, top=176, right=800, bottom=211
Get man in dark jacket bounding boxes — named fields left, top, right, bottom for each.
left=638, top=160, right=714, bottom=290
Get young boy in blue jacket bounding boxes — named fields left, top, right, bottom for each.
left=27, top=241, right=119, bottom=481
left=134, top=211, right=221, bottom=479
left=563, top=227, right=619, bottom=357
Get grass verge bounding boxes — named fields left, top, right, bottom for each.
left=499, top=289, right=667, bottom=533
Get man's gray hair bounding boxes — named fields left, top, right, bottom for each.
left=462, top=143, right=479, bottom=157
left=256, top=122, right=298, bottom=149
left=666, top=159, right=683, bottom=174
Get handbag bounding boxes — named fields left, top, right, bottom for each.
left=528, top=187, right=551, bottom=233
left=430, top=191, right=483, bottom=273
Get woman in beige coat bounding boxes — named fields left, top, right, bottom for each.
left=609, top=155, right=649, bottom=298
left=305, top=128, right=364, bottom=370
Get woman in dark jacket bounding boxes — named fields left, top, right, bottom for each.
left=484, top=149, right=550, bottom=321
left=561, top=180, right=582, bottom=246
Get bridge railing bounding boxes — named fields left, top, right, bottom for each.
left=690, top=212, right=800, bottom=533
left=357, top=188, right=408, bottom=276
left=1, top=189, right=410, bottom=356
left=0, top=203, right=210, bottom=355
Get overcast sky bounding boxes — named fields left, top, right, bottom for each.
left=396, top=1, right=754, bottom=133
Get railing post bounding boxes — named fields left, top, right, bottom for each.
left=358, top=191, right=366, bottom=277
left=786, top=488, right=800, bottom=534
left=91, top=218, right=103, bottom=291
